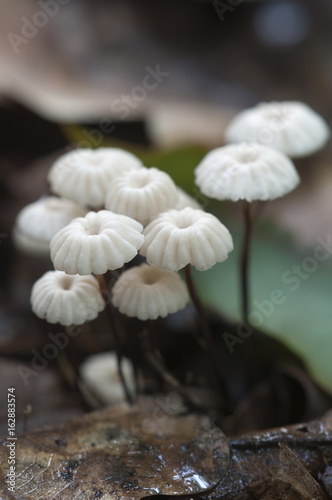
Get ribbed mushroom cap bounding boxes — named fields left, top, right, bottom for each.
left=50, top=210, right=144, bottom=275
left=224, top=101, right=330, bottom=158
left=112, top=263, right=189, bottom=320
left=105, top=166, right=179, bottom=224
left=140, top=207, right=233, bottom=272
left=48, top=148, right=142, bottom=208
left=195, top=143, right=300, bottom=202
left=31, top=270, right=105, bottom=325
left=13, top=197, right=87, bottom=256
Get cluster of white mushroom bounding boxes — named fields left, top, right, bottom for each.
left=194, top=100, right=330, bottom=322
left=14, top=147, right=234, bottom=326
left=13, top=100, right=330, bottom=330
left=195, top=101, right=330, bottom=204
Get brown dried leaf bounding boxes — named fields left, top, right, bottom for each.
left=0, top=395, right=229, bottom=499
left=198, top=412, right=332, bottom=500
left=277, top=443, right=327, bottom=499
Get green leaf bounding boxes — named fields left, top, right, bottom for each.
left=194, top=216, right=332, bottom=394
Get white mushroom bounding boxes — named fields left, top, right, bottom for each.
left=194, top=141, right=300, bottom=324
left=195, top=143, right=300, bottom=202
left=112, top=263, right=189, bottom=321
left=224, top=101, right=330, bottom=158
left=13, top=196, right=87, bottom=256
left=31, top=270, right=105, bottom=325
left=48, top=148, right=142, bottom=208
left=105, top=166, right=179, bottom=225
left=80, top=352, right=135, bottom=405
left=50, top=210, right=144, bottom=275
left=140, top=207, right=233, bottom=272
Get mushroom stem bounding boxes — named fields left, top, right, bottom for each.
left=241, top=200, right=252, bottom=324
left=184, top=264, right=228, bottom=406
left=96, top=274, right=134, bottom=405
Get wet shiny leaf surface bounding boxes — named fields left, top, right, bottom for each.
left=0, top=396, right=229, bottom=499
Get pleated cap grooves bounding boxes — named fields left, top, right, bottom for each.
left=224, top=101, right=330, bottom=158
left=50, top=210, right=144, bottom=275
left=195, top=143, right=300, bottom=202
left=105, top=166, right=179, bottom=224
left=48, top=147, right=142, bottom=208
left=112, top=263, right=189, bottom=320
left=140, top=207, right=233, bottom=272
left=31, top=270, right=105, bottom=325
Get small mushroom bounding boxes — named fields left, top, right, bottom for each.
left=195, top=143, right=300, bottom=202
left=50, top=210, right=144, bottom=275
left=112, top=263, right=189, bottom=321
left=80, top=352, right=135, bottom=405
left=13, top=196, right=87, bottom=256
left=224, top=101, right=330, bottom=158
left=48, top=148, right=142, bottom=208
left=194, top=142, right=300, bottom=323
left=104, top=166, right=179, bottom=225
left=31, top=270, right=105, bottom=325
left=140, top=207, right=233, bottom=272
left=141, top=207, right=232, bottom=396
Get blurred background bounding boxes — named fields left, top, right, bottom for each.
left=1, top=0, right=332, bottom=431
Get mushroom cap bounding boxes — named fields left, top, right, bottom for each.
left=224, top=101, right=330, bottom=158
left=31, top=270, right=105, bottom=325
left=48, top=148, right=142, bottom=208
left=13, top=197, right=87, bottom=256
left=104, top=166, right=179, bottom=224
left=50, top=210, right=144, bottom=275
left=80, top=352, right=135, bottom=405
left=112, top=263, right=189, bottom=320
left=195, top=143, right=300, bottom=202
left=140, top=207, right=233, bottom=272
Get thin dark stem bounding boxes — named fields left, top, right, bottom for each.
left=241, top=200, right=252, bottom=324
left=97, top=274, right=134, bottom=405
left=240, top=201, right=259, bottom=388
left=184, top=264, right=228, bottom=407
